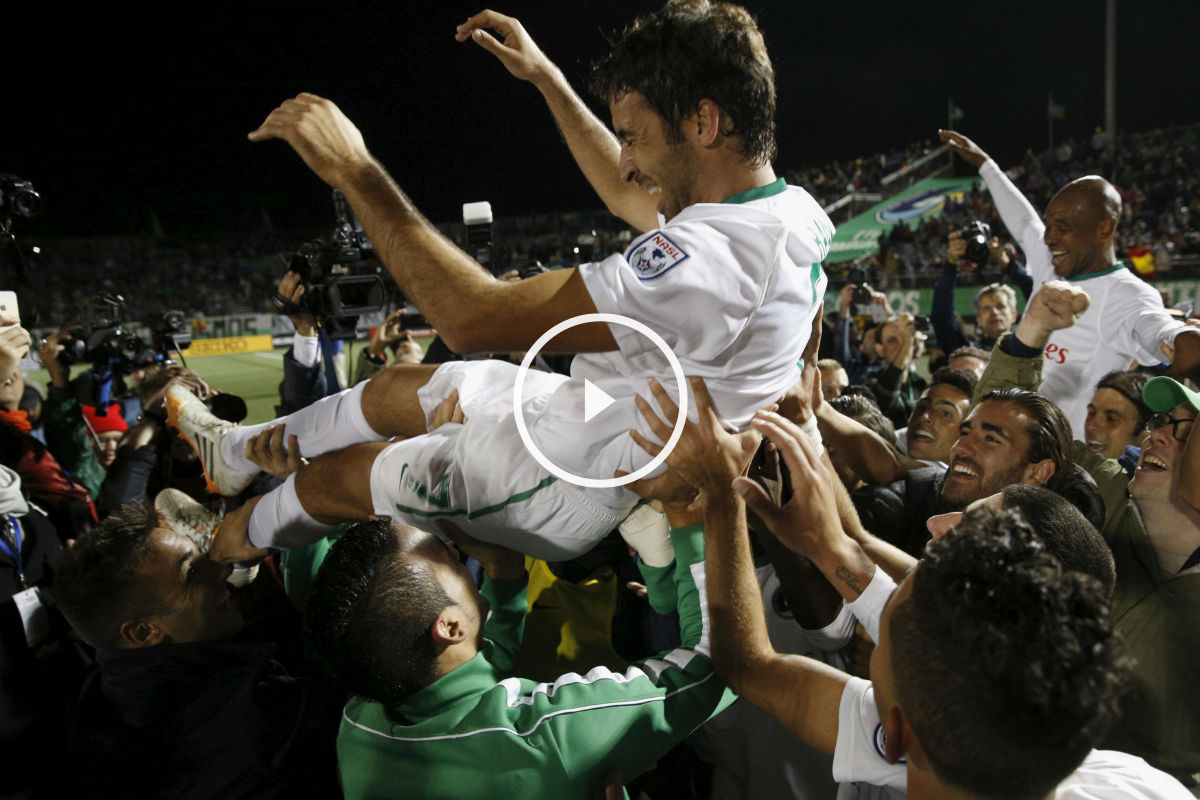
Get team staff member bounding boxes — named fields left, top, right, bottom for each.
left=939, top=129, right=1200, bottom=437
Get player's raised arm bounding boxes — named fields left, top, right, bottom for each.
left=456, top=9, right=659, bottom=232
left=248, top=93, right=616, bottom=355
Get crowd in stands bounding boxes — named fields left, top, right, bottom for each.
left=4, top=4, right=1200, bottom=799
left=24, top=123, right=1200, bottom=331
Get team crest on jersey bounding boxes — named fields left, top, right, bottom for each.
left=873, top=724, right=906, bottom=764
left=628, top=232, right=688, bottom=280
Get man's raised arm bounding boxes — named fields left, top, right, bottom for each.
left=940, top=129, right=1049, bottom=282
left=456, top=10, right=658, bottom=232
left=632, top=376, right=850, bottom=757
left=248, top=94, right=616, bottom=355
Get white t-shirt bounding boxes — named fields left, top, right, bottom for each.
left=979, top=160, right=1183, bottom=437
left=536, top=181, right=833, bottom=506
left=834, top=677, right=1192, bottom=799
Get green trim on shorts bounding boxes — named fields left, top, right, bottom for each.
left=393, top=475, right=559, bottom=519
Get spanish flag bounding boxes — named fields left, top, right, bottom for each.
left=1127, top=247, right=1156, bottom=279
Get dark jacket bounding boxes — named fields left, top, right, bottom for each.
left=852, top=466, right=956, bottom=557
left=68, top=641, right=342, bottom=799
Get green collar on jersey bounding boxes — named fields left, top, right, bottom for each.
left=722, top=178, right=787, bottom=204
left=1065, top=261, right=1127, bottom=282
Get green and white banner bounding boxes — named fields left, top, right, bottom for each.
left=826, top=176, right=982, bottom=263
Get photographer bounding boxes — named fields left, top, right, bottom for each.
left=352, top=309, right=423, bottom=385
left=275, top=270, right=331, bottom=414
left=40, top=332, right=112, bottom=499
left=833, top=281, right=890, bottom=384
left=0, top=323, right=95, bottom=539
left=930, top=227, right=1029, bottom=353
left=864, top=313, right=929, bottom=429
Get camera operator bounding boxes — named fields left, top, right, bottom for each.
left=930, top=227, right=1029, bottom=353
left=275, top=270, right=332, bottom=415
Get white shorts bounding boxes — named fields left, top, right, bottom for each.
left=368, top=360, right=635, bottom=561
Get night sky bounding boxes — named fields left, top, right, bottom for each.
left=5, top=0, right=1198, bottom=238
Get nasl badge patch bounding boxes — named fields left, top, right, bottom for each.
left=627, top=232, right=688, bottom=280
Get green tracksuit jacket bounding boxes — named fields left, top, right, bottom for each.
left=336, top=524, right=733, bottom=798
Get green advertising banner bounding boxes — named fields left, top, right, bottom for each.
left=826, top=176, right=982, bottom=263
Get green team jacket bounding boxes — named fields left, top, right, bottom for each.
left=336, top=524, right=733, bottom=799
left=977, top=334, right=1200, bottom=780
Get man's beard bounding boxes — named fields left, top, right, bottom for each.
left=940, top=461, right=1027, bottom=508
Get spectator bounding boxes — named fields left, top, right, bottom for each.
left=946, top=344, right=990, bottom=379
left=1085, top=370, right=1152, bottom=462
left=865, top=314, right=928, bottom=429
left=816, top=357, right=849, bottom=402
left=895, top=366, right=976, bottom=468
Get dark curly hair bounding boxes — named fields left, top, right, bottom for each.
left=304, top=520, right=454, bottom=708
left=590, top=0, right=777, bottom=166
left=889, top=507, right=1128, bottom=799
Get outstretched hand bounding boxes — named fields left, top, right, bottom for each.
left=248, top=93, right=373, bottom=189
left=734, top=410, right=845, bottom=562
left=938, top=129, right=990, bottom=169
left=629, top=376, right=759, bottom=498
left=455, top=10, right=556, bottom=85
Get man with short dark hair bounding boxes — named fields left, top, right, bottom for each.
left=851, top=385, right=1072, bottom=556
left=946, top=345, right=989, bottom=379
left=894, top=366, right=976, bottom=468
left=56, top=504, right=340, bottom=799
left=170, top=1, right=834, bottom=566
left=304, top=516, right=730, bottom=799
left=1085, top=369, right=1151, bottom=463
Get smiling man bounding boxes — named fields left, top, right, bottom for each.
left=896, top=367, right=976, bottom=467
left=851, top=385, right=1072, bottom=557
left=1084, top=370, right=1151, bottom=461
left=939, top=129, right=1200, bottom=438
left=170, top=2, right=833, bottom=565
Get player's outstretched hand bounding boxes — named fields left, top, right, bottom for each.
left=244, top=424, right=305, bottom=480
left=210, top=496, right=271, bottom=565
left=938, top=129, right=990, bottom=169
left=0, top=321, right=31, bottom=381
left=278, top=271, right=316, bottom=336
left=630, top=376, right=758, bottom=497
left=248, top=93, right=372, bottom=189
left=734, top=410, right=845, bottom=561
left=1014, top=280, right=1090, bottom=349
left=455, top=10, right=555, bottom=85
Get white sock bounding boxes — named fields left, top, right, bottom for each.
left=247, top=474, right=339, bottom=550
left=221, top=381, right=382, bottom=472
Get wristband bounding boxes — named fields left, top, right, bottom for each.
left=618, top=504, right=674, bottom=568
left=797, top=413, right=824, bottom=457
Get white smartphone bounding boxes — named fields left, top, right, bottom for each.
left=0, top=291, right=18, bottom=327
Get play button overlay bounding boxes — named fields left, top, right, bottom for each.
left=583, top=379, right=615, bottom=423
left=513, top=312, right=688, bottom=489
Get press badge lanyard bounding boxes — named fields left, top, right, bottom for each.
left=0, top=515, right=26, bottom=590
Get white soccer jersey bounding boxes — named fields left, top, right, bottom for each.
left=544, top=179, right=833, bottom=506
left=833, top=677, right=1191, bottom=799
left=979, top=160, right=1183, bottom=436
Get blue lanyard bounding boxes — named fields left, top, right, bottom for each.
left=0, top=515, right=25, bottom=588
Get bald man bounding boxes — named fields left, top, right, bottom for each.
left=939, top=130, right=1200, bottom=437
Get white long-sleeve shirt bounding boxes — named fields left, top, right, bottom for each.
left=978, top=160, right=1184, bottom=436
